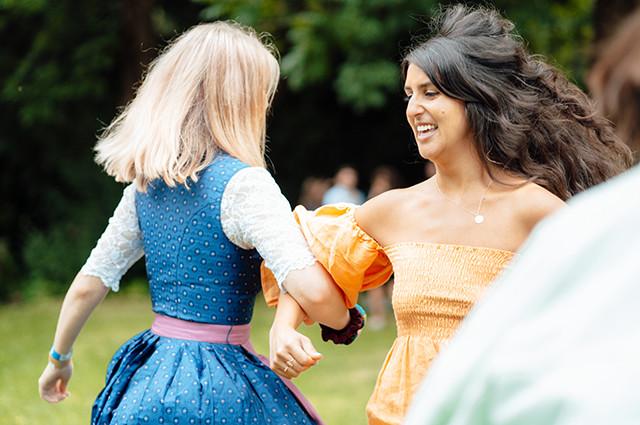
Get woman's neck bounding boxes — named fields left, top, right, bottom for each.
left=432, top=153, right=492, bottom=196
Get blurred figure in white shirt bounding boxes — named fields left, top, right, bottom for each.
left=322, top=165, right=365, bottom=205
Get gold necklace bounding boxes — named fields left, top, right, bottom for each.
left=434, top=177, right=492, bottom=224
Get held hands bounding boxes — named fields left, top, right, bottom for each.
left=38, top=361, right=73, bottom=403
left=269, top=322, right=322, bottom=380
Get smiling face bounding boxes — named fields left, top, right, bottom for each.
left=404, top=63, right=474, bottom=162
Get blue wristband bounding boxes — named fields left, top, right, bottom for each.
left=50, top=346, right=73, bottom=362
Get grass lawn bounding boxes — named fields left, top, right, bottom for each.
left=0, top=294, right=395, bottom=425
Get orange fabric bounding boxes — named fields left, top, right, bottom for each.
left=260, top=264, right=280, bottom=307
left=261, top=204, right=393, bottom=308
left=366, top=243, right=515, bottom=425
left=261, top=206, right=515, bottom=424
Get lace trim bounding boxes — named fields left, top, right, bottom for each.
left=79, top=185, right=144, bottom=291
left=221, top=167, right=317, bottom=288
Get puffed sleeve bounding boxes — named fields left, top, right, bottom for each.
left=261, top=203, right=393, bottom=308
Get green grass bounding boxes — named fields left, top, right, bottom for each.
left=0, top=294, right=395, bottom=425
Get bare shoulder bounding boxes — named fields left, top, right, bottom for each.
left=355, top=186, right=415, bottom=244
left=513, top=182, right=566, bottom=230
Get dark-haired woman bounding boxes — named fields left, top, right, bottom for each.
left=267, top=4, right=632, bottom=425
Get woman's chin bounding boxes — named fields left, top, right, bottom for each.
left=416, top=143, right=440, bottom=162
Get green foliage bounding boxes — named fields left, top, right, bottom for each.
left=0, top=0, right=601, bottom=301
left=193, top=0, right=598, bottom=202
left=199, top=0, right=437, bottom=111
left=22, top=204, right=110, bottom=298
left=0, top=239, right=20, bottom=301
left=1, top=0, right=118, bottom=127
left=493, top=0, right=594, bottom=85
left=199, top=0, right=595, bottom=109
left=336, top=61, right=399, bottom=111
left=0, top=0, right=125, bottom=301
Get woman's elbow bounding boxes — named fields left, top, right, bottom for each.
left=67, top=274, right=109, bottom=303
left=285, top=267, right=341, bottom=307
left=299, top=281, right=337, bottom=307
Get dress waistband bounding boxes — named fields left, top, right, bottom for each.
left=150, top=313, right=324, bottom=424
left=151, top=314, right=250, bottom=345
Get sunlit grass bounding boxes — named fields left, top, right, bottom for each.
left=0, top=293, right=395, bottom=425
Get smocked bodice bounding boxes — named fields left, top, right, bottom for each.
left=366, top=242, right=514, bottom=425
left=135, top=155, right=261, bottom=325
left=388, top=242, right=515, bottom=341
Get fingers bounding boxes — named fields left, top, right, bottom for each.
left=273, top=354, right=304, bottom=378
left=39, top=378, right=68, bottom=403
left=280, top=337, right=318, bottom=368
left=275, top=363, right=297, bottom=380
left=300, top=338, right=323, bottom=362
left=284, top=345, right=312, bottom=371
left=38, top=364, right=71, bottom=403
left=56, top=378, right=70, bottom=398
left=272, top=335, right=323, bottom=379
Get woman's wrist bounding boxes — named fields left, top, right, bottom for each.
left=319, top=304, right=366, bottom=345
left=274, top=294, right=306, bottom=328
left=48, top=346, right=72, bottom=369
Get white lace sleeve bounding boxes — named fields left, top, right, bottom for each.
left=221, top=167, right=317, bottom=289
left=80, top=184, right=144, bottom=291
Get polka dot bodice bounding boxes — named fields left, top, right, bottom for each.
left=92, top=153, right=321, bottom=424
left=135, top=154, right=262, bottom=325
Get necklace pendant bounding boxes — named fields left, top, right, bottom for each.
left=474, top=214, right=485, bottom=224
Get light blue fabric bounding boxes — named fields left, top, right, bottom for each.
left=135, top=154, right=260, bottom=325
left=92, top=154, right=317, bottom=425
left=405, top=165, right=640, bottom=425
left=322, top=185, right=365, bottom=205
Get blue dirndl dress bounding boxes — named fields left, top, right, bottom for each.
left=91, top=155, right=321, bottom=425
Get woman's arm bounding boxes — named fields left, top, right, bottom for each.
left=282, top=265, right=349, bottom=330
left=39, top=185, right=144, bottom=402
left=221, top=167, right=349, bottom=329
left=269, top=293, right=323, bottom=380
left=39, top=274, right=109, bottom=402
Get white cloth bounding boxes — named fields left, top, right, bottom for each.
left=81, top=167, right=316, bottom=291
left=405, top=165, right=640, bottom=425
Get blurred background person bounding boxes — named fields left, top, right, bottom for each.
left=405, top=7, right=640, bottom=425
left=322, top=165, right=366, bottom=205
left=365, top=166, right=401, bottom=331
left=298, top=177, right=331, bottom=210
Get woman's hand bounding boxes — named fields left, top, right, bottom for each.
left=38, top=362, right=73, bottom=403
left=269, top=322, right=322, bottom=380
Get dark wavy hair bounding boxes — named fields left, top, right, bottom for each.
left=402, top=4, right=633, bottom=200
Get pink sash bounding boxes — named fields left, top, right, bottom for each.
left=151, top=314, right=324, bottom=424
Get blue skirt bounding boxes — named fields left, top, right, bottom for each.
left=92, top=330, right=319, bottom=425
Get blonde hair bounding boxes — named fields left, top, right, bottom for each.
left=95, top=21, right=280, bottom=190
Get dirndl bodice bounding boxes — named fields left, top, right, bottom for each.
left=91, top=154, right=322, bottom=425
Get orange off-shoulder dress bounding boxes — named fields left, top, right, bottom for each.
left=263, top=204, right=515, bottom=425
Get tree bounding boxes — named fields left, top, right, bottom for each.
left=0, top=0, right=621, bottom=300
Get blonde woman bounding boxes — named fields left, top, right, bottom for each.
left=37, top=22, right=356, bottom=425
